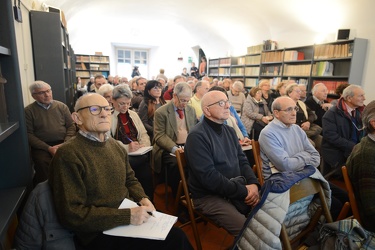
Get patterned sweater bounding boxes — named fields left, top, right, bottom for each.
left=49, top=133, right=147, bottom=245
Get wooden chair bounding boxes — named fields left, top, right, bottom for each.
left=280, top=177, right=333, bottom=249
left=251, top=140, right=264, bottom=185
left=173, top=150, right=225, bottom=250
left=341, top=166, right=361, bottom=224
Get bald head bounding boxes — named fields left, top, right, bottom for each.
left=201, top=91, right=230, bottom=124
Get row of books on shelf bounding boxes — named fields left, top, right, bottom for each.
left=311, top=61, right=334, bottom=76
left=314, top=43, right=353, bottom=59
left=260, top=65, right=281, bottom=76
left=231, top=68, right=244, bottom=76
left=283, top=64, right=311, bottom=76
left=284, top=50, right=305, bottom=61
left=247, top=44, right=263, bottom=55
left=76, top=55, right=110, bottom=63
left=245, top=55, right=261, bottom=65
left=76, top=63, right=109, bottom=71
left=219, top=68, right=231, bottom=75
left=313, top=80, right=348, bottom=95
left=261, top=51, right=284, bottom=63
left=245, top=67, right=260, bottom=76
left=219, top=58, right=231, bottom=66
left=263, top=40, right=278, bottom=51
left=209, top=59, right=219, bottom=67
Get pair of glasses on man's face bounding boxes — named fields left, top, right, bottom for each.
left=275, top=106, right=299, bottom=114
left=76, top=105, right=114, bottom=115
left=207, top=100, right=232, bottom=108
left=176, top=95, right=191, bottom=104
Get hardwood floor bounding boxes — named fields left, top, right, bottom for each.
left=153, top=184, right=234, bottom=250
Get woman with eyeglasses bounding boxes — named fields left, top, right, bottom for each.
left=286, top=83, right=322, bottom=151
left=241, top=87, right=273, bottom=140
left=138, top=80, right=166, bottom=141
left=111, top=85, right=154, bottom=201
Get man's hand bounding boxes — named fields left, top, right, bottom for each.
left=321, top=103, right=332, bottom=111
left=128, top=141, right=141, bottom=152
left=138, top=197, right=156, bottom=212
left=130, top=206, right=151, bottom=225
left=301, top=121, right=310, bottom=131
left=48, top=145, right=59, bottom=156
left=244, top=184, right=260, bottom=206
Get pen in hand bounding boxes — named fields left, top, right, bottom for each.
left=137, top=202, right=155, bottom=217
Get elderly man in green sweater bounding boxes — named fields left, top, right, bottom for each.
left=25, top=80, right=76, bottom=185
left=49, top=93, right=192, bottom=249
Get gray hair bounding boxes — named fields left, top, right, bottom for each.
left=258, top=79, right=270, bottom=88
left=285, top=83, right=298, bottom=96
left=362, top=100, right=375, bottom=134
left=29, top=80, right=51, bottom=94
left=232, top=81, right=244, bottom=91
left=174, top=82, right=192, bottom=97
left=342, top=85, right=362, bottom=100
left=112, top=85, right=133, bottom=100
left=97, top=84, right=114, bottom=97
left=312, top=83, right=326, bottom=95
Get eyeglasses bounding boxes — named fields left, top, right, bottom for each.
left=76, top=105, right=114, bottom=115
left=33, top=89, right=52, bottom=95
left=177, top=95, right=191, bottom=104
left=276, top=106, right=299, bottom=113
left=207, top=100, right=232, bottom=108
left=351, top=121, right=365, bottom=132
left=152, top=86, right=162, bottom=90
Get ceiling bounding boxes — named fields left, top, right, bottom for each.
left=38, top=0, right=336, bottom=56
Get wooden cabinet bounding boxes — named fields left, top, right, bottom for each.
left=208, top=38, right=368, bottom=94
left=0, top=1, right=32, bottom=247
left=30, top=10, right=75, bottom=111
left=75, top=54, right=110, bottom=85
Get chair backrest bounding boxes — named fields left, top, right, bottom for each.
left=341, top=166, right=361, bottom=224
left=251, top=140, right=264, bottom=185
left=281, top=177, right=333, bottom=249
left=175, top=150, right=203, bottom=250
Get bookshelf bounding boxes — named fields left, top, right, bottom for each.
left=208, top=38, right=368, bottom=94
left=0, top=1, right=32, bottom=248
left=75, top=54, right=110, bottom=85
left=30, top=10, right=76, bottom=111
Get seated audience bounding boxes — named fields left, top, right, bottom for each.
left=298, top=84, right=308, bottom=102
left=86, top=76, right=95, bottom=92
left=259, top=79, right=274, bottom=111
left=138, top=80, right=166, bottom=141
left=259, top=96, right=348, bottom=220
left=322, top=85, right=365, bottom=176
left=181, top=67, right=189, bottom=78
left=271, top=80, right=289, bottom=99
left=241, top=87, right=273, bottom=140
left=131, top=77, right=147, bottom=112
left=156, top=68, right=168, bottom=82
left=97, top=83, right=114, bottom=106
left=346, top=100, right=375, bottom=232
left=25, top=80, right=76, bottom=185
left=49, top=93, right=192, bottom=249
left=190, top=80, right=210, bottom=119
left=163, top=75, right=184, bottom=101
left=185, top=90, right=260, bottom=236
left=305, top=83, right=332, bottom=127
left=222, top=78, right=232, bottom=91
left=286, top=83, right=322, bottom=150
left=227, top=81, right=246, bottom=114
left=111, top=85, right=154, bottom=201
left=153, top=82, right=197, bottom=198
left=331, top=83, right=351, bottom=106
left=91, top=75, right=107, bottom=93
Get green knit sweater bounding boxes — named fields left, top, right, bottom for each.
left=49, top=133, right=147, bottom=245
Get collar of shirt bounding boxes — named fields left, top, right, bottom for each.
left=368, top=133, right=375, bottom=142
left=79, top=130, right=109, bottom=142
left=36, top=100, right=53, bottom=110
left=274, top=117, right=293, bottom=129
left=344, top=102, right=355, bottom=116
left=312, top=95, right=322, bottom=104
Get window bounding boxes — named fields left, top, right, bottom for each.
left=116, top=48, right=148, bottom=79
